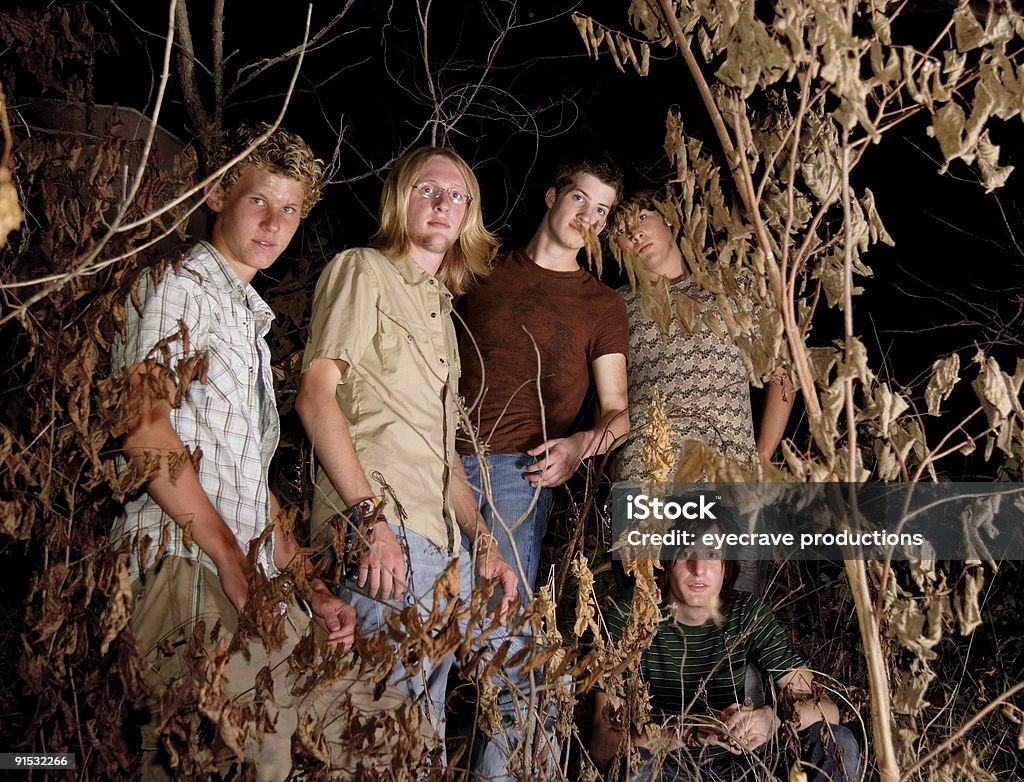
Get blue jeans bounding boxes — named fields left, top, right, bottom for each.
left=461, top=453, right=554, bottom=602
left=631, top=722, right=860, bottom=781
left=343, top=525, right=556, bottom=781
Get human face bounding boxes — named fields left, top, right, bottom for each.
left=207, top=166, right=304, bottom=285
left=543, top=172, right=617, bottom=251
left=614, top=208, right=679, bottom=279
left=667, top=534, right=725, bottom=624
left=406, top=155, right=470, bottom=272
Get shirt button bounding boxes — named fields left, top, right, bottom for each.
left=407, top=334, right=414, bottom=342
left=430, top=312, right=437, bottom=318
left=439, top=357, right=446, bottom=364
left=429, top=279, right=437, bottom=286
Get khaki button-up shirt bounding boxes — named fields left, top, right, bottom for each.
left=303, top=247, right=459, bottom=553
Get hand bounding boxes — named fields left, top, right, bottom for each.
left=475, top=535, right=520, bottom=623
left=358, top=520, right=406, bottom=601
left=704, top=704, right=779, bottom=754
left=524, top=434, right=587, bottom=488
left=310, top=579, right=356, bottom=651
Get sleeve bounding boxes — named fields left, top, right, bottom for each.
left=113, top=267, right=207, bottom=379
left=590, top=290, right=630, bottom=362
left=743, top=594, right=806, bottom=683
left=302, top=249, right=381, bottom=375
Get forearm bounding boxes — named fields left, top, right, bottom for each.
left=576, top=406, right=630, bottom=459
left=756, top=369, right=796, bottom=460
left=122, top=403, right=246, bottom=575
left=451, top=456, right=487, bottom=541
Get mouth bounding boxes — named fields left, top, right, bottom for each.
left=637, top=241, right=653, bottom=254
left=254, top=240, right=276, bottom=249
left=428, top=219, right=451, bottom=229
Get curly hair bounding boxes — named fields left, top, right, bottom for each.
left=371, top=146, right=498, bottom=296
left=550, top=152, right=624, bottom=206
left=208, top=123, right=324, bottom=219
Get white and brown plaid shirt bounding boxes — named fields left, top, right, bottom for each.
left=111, top=242, right=280, bottom=579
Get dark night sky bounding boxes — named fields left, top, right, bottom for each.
left=69, top=1, right=1024, bottom=470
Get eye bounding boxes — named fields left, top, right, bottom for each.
left=449, top=190, right=467, bottom=205
left=419, top=183, right=438, bottom=197
left=572, top=193, right=584, bottom=203
left=615, top=225, right=626, bottom=236
left=638, top=212, right=648, bottom=222
left=251, top=197, right=265, bottom=206
left=681, top=549, right=695, bottom=560
left=595, top=207, right=607, bottom=217
left=282, top=205, right=297, bottom=215
left=706, top=551, right=719, bottom=560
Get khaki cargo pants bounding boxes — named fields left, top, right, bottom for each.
left=130, top=556, right=422, bottom=781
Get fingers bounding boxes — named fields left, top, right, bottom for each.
left=497, top=567, right=520, bottom=623
left=357, top=524, right=406, bottom=601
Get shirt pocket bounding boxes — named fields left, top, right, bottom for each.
left=377, top=310, right=431, bottom=376
left=196, top=300, right=259, bottom=408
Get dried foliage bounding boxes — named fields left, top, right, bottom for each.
left=4, top=1, right=1024, bottom=780
left=577, top=1, right=1024, bottom=779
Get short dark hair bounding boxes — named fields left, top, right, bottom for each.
left=656, top=498, right=739, bottom=608
left=550, top=152, right=624, bottom=206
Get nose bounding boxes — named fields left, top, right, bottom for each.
left=689, top=558, right=708, bottom=576
left=629, top=227, right=645, bottom=244
left=433, top=193, right=452, bottom=211
left=261, top=211, right=281, bottom=233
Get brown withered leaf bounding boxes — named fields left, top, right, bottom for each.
left=924, top=354, right=961, bottom=417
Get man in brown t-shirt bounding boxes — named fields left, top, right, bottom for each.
left=457, top=155, right=630, bottom=600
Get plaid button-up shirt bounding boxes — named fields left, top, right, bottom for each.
left=111, top=242, right=280, bottom=579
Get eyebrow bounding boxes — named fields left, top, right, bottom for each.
left=419, top=178, right=469, bottom=189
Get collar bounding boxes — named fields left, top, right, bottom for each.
left=191, top=241, right=274, bottom=319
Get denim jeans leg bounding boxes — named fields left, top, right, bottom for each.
left=461, top=453, right=554, bottom=600
left=800, top=722, right=861, bottom=782
left=459, top=551, right=560, bottom=782
left=342, top=525, right=456, bottom=744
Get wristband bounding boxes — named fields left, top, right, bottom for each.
left=347, top=496, right=386, bottom=524
left=685, top=726, right=699, bottom=748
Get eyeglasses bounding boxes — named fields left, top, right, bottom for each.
left=410, top=182, right=473, bottom=206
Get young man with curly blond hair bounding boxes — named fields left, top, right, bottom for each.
left=112, top=124, right=403, bottom=781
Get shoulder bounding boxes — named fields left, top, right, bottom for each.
left=317, top=247, right=390, bottom=289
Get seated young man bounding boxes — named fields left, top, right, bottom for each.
left=591, top=507, right=860, bottom=782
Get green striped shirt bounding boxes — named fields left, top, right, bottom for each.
left=606, top=592, right=805, bottom=721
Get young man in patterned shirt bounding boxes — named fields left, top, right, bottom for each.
left=111, top=124, right=399, bottom=780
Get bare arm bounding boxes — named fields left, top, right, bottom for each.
left=525, top=352, right=630, bottom=487
left=270, top=490, right=355, bottom=650
left=121, top=363, right=251, bottom=613
left=756, top=368, right=796, bottom=461
left=296, top=357, right=406, bottom=601
left=450, top=457, right=519, bottom=620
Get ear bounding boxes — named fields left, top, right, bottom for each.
left=205, top=181, right=227, bottom=213
left=544, top=186, right=557, bottom=209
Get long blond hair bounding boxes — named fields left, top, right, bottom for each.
left=370, top=147, right=498, bottom=295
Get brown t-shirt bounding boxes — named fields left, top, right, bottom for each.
left=457, top=249, right=629, bottom=454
